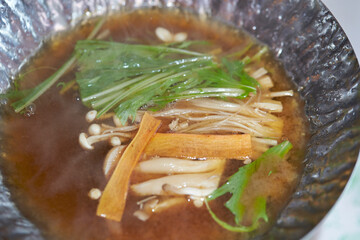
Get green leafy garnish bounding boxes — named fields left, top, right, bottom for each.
left=205, top=141, right=293, bottom=232
left=74, top=40, right=258, bottom=123
left=5, top=26, right=260, bottom=121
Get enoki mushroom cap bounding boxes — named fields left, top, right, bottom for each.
left=86, top=110, right=97, bottom=122
left=89, top=124, right=101, bottom=135
left=155, top=27, right=187, bottom=43
left=79, top=133, right=94, bottom=150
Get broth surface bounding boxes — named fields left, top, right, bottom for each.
left=1, top=10, right=307, bottom=240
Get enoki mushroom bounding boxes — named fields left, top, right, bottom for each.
left=81, top=51, right=294, bottom=221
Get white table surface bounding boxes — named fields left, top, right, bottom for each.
left=303, top=1, right=360, bottom=240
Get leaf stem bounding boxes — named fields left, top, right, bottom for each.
left=12, top=56, right=76, bottom=112
left=11, top=17, right=106, bottom=113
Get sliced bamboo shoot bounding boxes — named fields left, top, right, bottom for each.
left=96, top=112, right=161, bottom=222
left=144, top=133, right=252, bottom=160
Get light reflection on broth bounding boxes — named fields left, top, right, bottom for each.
left=1, top=10, right=307, bottom=240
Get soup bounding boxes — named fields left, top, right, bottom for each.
left=1, top=9, right=307, bottom=240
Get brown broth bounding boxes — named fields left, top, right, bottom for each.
left=1, top=9, right=308, bottom=240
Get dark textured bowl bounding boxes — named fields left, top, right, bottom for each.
left=0, top=0, right=359, bottom=239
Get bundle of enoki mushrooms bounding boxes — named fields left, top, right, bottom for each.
left=80, top=66, right=293, bottom=222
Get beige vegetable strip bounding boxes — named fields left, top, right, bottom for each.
left=131, top=170, right=224, bottom=197
left=136, top=157, right=224, bottom=174
left=96, top=112, right=161, bottom=221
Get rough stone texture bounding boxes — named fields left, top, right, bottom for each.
left=0, top=0, right=359, bottom=239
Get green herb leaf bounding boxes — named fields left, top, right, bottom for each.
left=205, top=196, right=267, bottom=232
left=6, top=36, right=260, bottom=120
left=206, top=141, right=293, bottom=232
left=75, top=40, right=259, bottom=123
